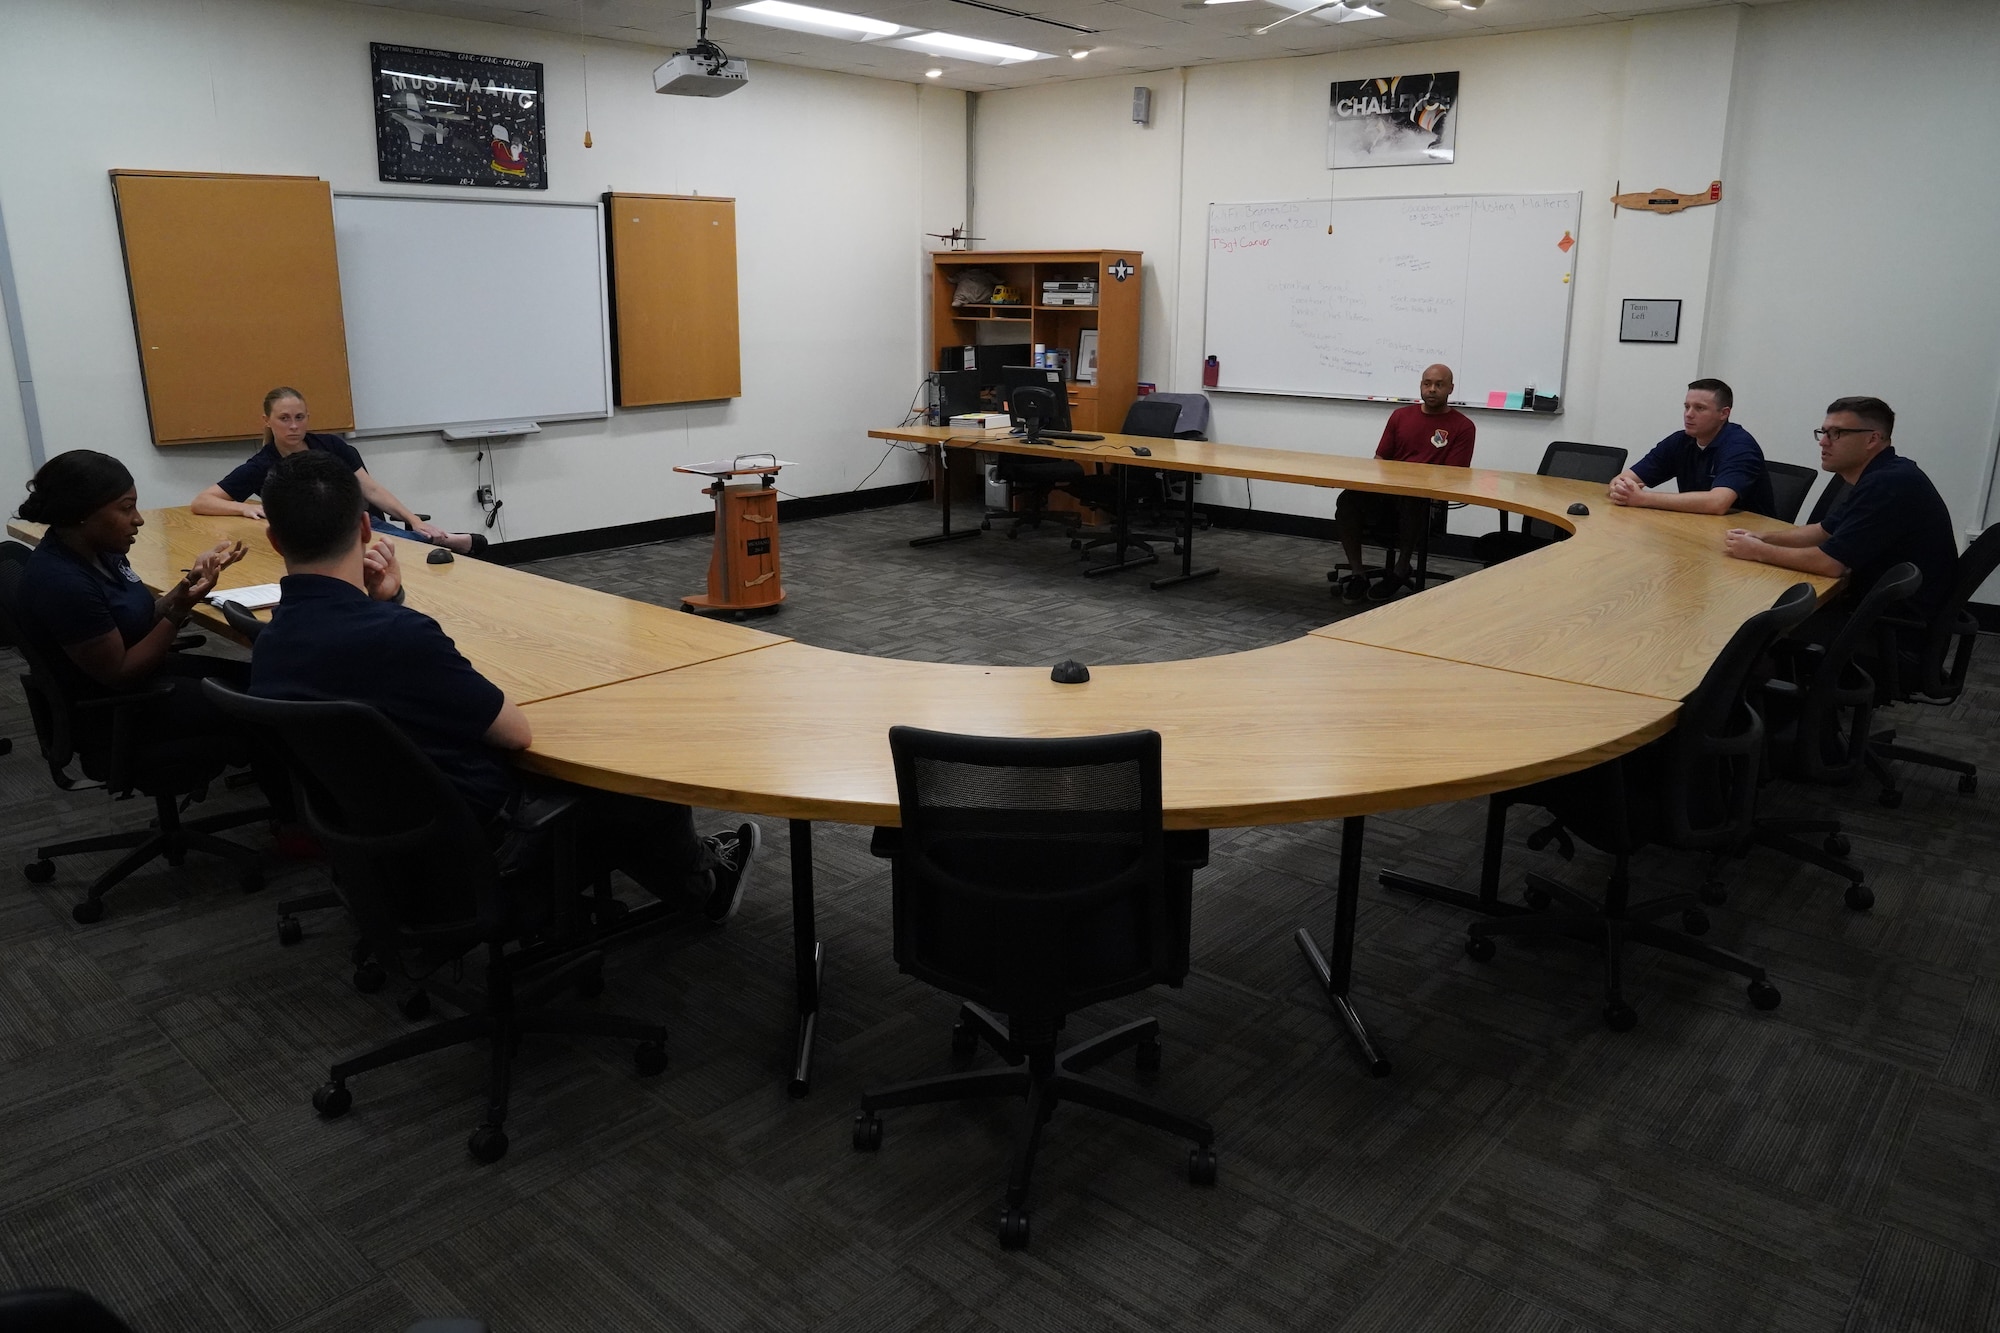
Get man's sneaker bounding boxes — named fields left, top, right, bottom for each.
left=701, top=822, right=761, bottom=924
left=1340, top=574, right=1370, bottom=603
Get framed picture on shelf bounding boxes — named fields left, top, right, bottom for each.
left=1076, top=329, right=1100, bottom=384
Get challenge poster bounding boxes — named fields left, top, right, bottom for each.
left=371, top=42, right=547, bottom=190
left=1327, top=72, right=1458, bottom=169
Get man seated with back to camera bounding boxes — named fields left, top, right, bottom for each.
left=1333, top=362, right=1475, bottom=603
left=1723, top=395, right=1959, bottom=638
left=247, top=450, right=760, bottom=923
left=1607, top=377, right=1777, bottom=517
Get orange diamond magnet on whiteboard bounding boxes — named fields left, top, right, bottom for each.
left=1557, top=231, right=1575, bottom=253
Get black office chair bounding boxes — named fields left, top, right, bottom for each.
left=1462, top=584, right=1817, bottom=1030
left=1806, top=473, right=1852, bottom=527
left=854, top=726, right=1216, bottom=1250
left=203, top=683, right=668, bottom=1164
left=0, top=540, right=26, bottom=758
left=1763, top=460, right=1819, bottom=523
left=1749, top=562, right=1922, bottom=911
left=0, top=553, right=265, bottom=922
left=981, top=390, right=1089, bottom=539
left=1071, top=398, right=1186, bottom=571
left=1473, top=441, right=1629, bottom=567
left=1864, top=522, right=2000, bottom=807
left=1328, top=496, right=1456, bottom=598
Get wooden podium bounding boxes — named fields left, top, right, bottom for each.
left=674, top=455, right=789, bottom=618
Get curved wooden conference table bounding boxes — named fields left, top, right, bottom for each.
left=6, top=429, right=1830, bottom=1089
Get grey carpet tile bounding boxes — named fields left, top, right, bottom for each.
left=2, top=501, right=1998, bottom=1330
left=1844, top=1226, right=2000, bottom=1333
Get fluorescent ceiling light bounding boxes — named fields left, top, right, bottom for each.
left=1328, top=3, right=1384, bottom=19
left=728, top=1, right=904, bottom=38
left=1202, top=0, right=1260, bottom=6
left=895, top=31, right=1049, bottom=62
left=926, top=67, right=944, bottom=76
left=1069, top=47, right=1091, bottom=57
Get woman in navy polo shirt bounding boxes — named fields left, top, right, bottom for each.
left=15, top=449, right=252, bottom=740
left=192, top=386, right=483, bottom=555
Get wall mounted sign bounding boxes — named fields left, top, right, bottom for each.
left=1611, top=180, right=1722, bottom=215
left=1619, top=299, right=1682, bottom=344
left=371, top=42, right=547, bottom=190
left=1327, top=72, right=1459, bottom=169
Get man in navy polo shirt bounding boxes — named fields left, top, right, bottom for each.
left=248, top=451, right=760, bottom=923
left=1609, top=378, right=1778, bottom=518
left=1722, top=396, right=1959, bottom=623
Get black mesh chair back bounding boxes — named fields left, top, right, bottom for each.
left=1119, top=398, right=1182, bottom=439
left=0, top=551, right=100, bottom=783
left=0, top=1288, right=138, bottom=1333
left=202, top=683, right=500, bottom=947
left=1526, top=441, right=1628, bottom=542
left=1660, top=583, right=1816, bottom=847
left=1763, top=461, right=1818, bottom=523
left=1895, top=522, right=2000, bottom=701
left=886, top=726, right=1179, bottom=1025
left=1777, top=563, right=1920, bottom=785
left=1806, top=473, right=1851, bottom=527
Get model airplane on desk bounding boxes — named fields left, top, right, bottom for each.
left=1612, top=180, right=1723, bottom=215
left=927, top=226, right=984, bottom=250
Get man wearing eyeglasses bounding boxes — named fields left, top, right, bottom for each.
left=1607, top=378, right=1778, bottom=517
left=1722, top=396, right=1958, bottom=621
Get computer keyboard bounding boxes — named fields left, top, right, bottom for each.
left=1039, top=431, right=1104, bottom=442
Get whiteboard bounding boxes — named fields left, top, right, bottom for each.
left=333, top=193, right=612, bottom=434
left=1202, top=193, right=1581, bottom=410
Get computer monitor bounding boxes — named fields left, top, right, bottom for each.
left=999, top=365, right=1071, bottom=436
left=973, top=343, right=1033, bottom=388
left=930, top=369, right=982, bottom=422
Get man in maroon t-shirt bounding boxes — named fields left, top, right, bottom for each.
left=1334, top=363, right=1477, bottom=602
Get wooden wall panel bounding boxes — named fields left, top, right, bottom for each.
left=607, top=194, right=741, bottom=406
left=110, top=171, right=352, bottom=446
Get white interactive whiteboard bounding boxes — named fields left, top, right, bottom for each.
left=332, top=193, right=612, bottom=434
left=1202, top=193, right=1581, bottom=410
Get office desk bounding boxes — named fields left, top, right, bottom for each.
left=5, top=512, right=788, bottom=705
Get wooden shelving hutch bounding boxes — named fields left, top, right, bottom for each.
left=928, top=248, right=1143, bottom=433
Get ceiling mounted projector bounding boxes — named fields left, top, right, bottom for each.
left=655, top=0, right=748, bottom=96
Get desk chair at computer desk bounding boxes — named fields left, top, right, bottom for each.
left=1073, top=398, right=1221, bottom=589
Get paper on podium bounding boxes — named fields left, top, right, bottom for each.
left=674, top=455, right=795, bottom=478
left=207, top=583, right=284, bottom=612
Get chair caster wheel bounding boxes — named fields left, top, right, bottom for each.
left=1698, top=881, right=1729, bottom=906
left=576, top=967, right=605, bottom=999
left=71, top=898, right=104, bottom=924
left=1824, top=834, right=1851, bottom=857
left=352, top=961, right=386, bottom=994
left=1188, top=1146, right=1217, bottom=1186
left=1604, top=1004, right=1638, bottom=1032
left=468, top=1124, right=509, bottom=1164
left=1844, top=883, right=1875, bottom=912
left=1521, top=886, right=1551, bottom=911
left=313, top=1081, right=352, bottom=1118
left=950, top=1020, right=979, bottom=1058
left=24, top=859, right=56, bottom=884
left=399, top=990, right=430, bottom=1021
left=1135, top=1037, right=1162, bottom=1073
left=1747, top=979, right=1782, bottom=1011
left=1681, top=908, right=1710, bottom=936
left=852, top=1113, right=883, bottom=1152
left=1464, top=935, right=1496, bottom=963
left=1959, top=774, right=1977, bottom=795
left=1878, top=788, right=1903, bottom=809
left=634, top=1041, right=667, bottom=1077
left=997, top=1206, right=1030, bottom=1249
left=277, top=916, right=303, bottom=946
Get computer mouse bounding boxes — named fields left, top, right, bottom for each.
left=1567, top=502, right=1590, bottom=516
left=426, top=547, right=455, bottom=564
left=1131, top=445, right=1152, bottom=456
left=1050, top=659, right=1091, bottom=684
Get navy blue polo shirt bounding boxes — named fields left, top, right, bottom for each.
left=216, top=433, right=367, bottom=503
left=249, top=573, right=513, bottom=818
left=1820, top=447, right=1959, bottom=621
left=18, top=538, right=156, bottom=651
left=1631, top=422, right=1777, bottom=518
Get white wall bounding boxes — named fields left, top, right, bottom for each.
left=0, top=0, right=966, bottom=544
left=974, top=0, right=2000, bottom=547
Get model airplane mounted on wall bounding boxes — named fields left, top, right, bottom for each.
left=926, top=226, right=985, bottom=250
left=1612, top=180, right=1723, bottom=215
